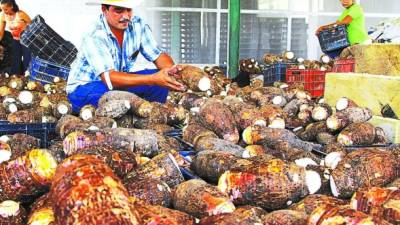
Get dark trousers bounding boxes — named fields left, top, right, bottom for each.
left=12, top=39, right=31, bottom=75
left=67, top=69, right=169, bottom=113
left=326, top=48, right=345, bottom=59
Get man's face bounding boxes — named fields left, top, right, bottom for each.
left=340, top=0, right=354, bottom=8
left=102, top=5, right=132, bottom=30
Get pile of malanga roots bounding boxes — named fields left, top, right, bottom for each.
left=0, top=65, right=398, bottom=224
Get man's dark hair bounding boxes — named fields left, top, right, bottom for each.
left=0, top=0, right=19, bottom=12
left=101, top=4, right=111, bottom=10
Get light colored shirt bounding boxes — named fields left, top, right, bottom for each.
left=338, top=4, right=369, bottom=45
left=66, top=14, right=162, bottom=93
left=0, top=10, right=31, bottom=40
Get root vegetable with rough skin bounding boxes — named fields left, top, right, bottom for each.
left=55, top=115, right=82, bottom=135
left=63, top=128, right=162, bottom=157
left=330, top=148, right=398, bottom=199
left=0, top=141, right=11, bottom=164
left=7, top=109, right=40, bottom=123
left=199, top=205, right=266, bottom=225
left=337, top=122, right=376, bottom=146
left=0, top=200, right=27, bottom=225
left=311, top=103, right=332, bottom=121
left=173, top=179, right=235, bottom=218
left=58, top=116, right=117, bottom=139
left=27, top=194, right=55, bottom=225
left=260, top=140, right=321, bottom=167
left=116, top=114, right=134, bottom=128
left=147, top=102, right=187, bottom=126
left=388, top=178, right=400, bottom=188
left=199, top=98, right=239, bottom=143
left=316, top=132, right=336, bottom=145
left=79, top=104, right=96, bottom=121
left=95, top=99, right=131, bottom=119
left=298, top=122, right=329, bottom=142
left=350, top=187, right=400, bottom=224
left=245, top=145, right=269, bottom=157
left=259, top=105, right=286, bottom=129
left=326, top=107, right=373, bottom=132
left=48, top=141, right=66, bottom=163
left=131, top=198, right=195, bottom=225
left=308, top=205, right=392, bottom=225
left=125, top=153, right=184, bottom=188
left=182, top=116, right=218, bottom=145
left=7, top=134, right=40, bottom=160
left=232, top=104, right=266, bottom=130
left=17, top=90, right=40, bottom=110
left=0, top=149, right=58, bottom=202
left=242, top=126, right=323, bottom=152
left=50, top=155, right=141, bottom=225
left=218, top=158, right=322, bottom=210
left=52, top=100, right=72, bottom=119
left=79, top=146, right=138, bottom=178
left=26, top=81, right=44, bottom=92
left=124, top=177, right=171, bottom=208
left=262, top=210, right=307, bottom=225
left=374, top=127, right=391, bottom=145
left=191, top=151, right=245, bottom=183
left=336, top=97, right=358, bottom=111
left=175, top=65, right=212, bottom=92
left=179, top=92, right=206, bottom=110
left=283, top=99, right=307, bottom=118
left=195, top=137, right=251, bottom=158
left=8, top=76, right=25, bottom=91
left=98, top=90, right=154, bottom=118
left=289, top=194, right=347, bottom=215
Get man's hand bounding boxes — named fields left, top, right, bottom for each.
left=166, top=64, right=186, bottom=79
left=153, top=68, right=186, bottom=92
left=315, top=26, right=326, bottom=35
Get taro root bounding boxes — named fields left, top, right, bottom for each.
left=242, top=126, right=323, bottom=152
left=124, top=177, right=171, bottom=207
left=182, top=115, right=218, bottom=145
left=311, top=103, right=332, bottom=121
left=218, top=158, right=321, bottom=210
left=173, top=179, right=235, bottom=218
left=261, top=210, right=307, bottom=225
left=199, top=98, right=239, bottom=143
left=50, top=155, right=141, bottom=225
left=308, top=205, right=392, bottom=225
left=63, top=128, right=162, bottom=157
left=0, top=200, right=27, bottom=225
left=8, top=134, right=40, bottom=159
left=131, top=197, right=195, bottom=225
left=175, top=66, right=212, bottom=92
left=387, top=178, right=400, bottom=188
left=26, top=81, right=44, bottom=92
left=337, top=122, right=377, bottom=146
left=199, top=205, right=265, bottom=225
left=98, top=90, right=154, bottom=118
left=178, top=92, right=205, bottom=110
left=0, top=149, right=58, bottom=202
left=350, top=187, right=400, bottom=225
left=142, top=102, right=187, bottom=127
left=297, top=121, right=329, bottom=142
left=259, top=104, right=286, bottom=129
left=326, top=107, right=372, bottom=132
left=125, top=153, right=184, bottom=188
left=195, top=137, right=250, bottom=158
left=0, top=141, right=11, bottom=164
left=336, top=97, right=358, bottom=111
left=7, top=109, right=40, bottom=123
left=191, top=151, right=244, bottom=183
left=289, top=194, right=347, bottom=215
left=79, top=104, right=96, bottom=121
left=330, top=148, right=398, bottom=198
left=79, top=146, right=138, bottom=178
left=27, top=194, right=55, bottom=225
left=52, top=100, right=72, bottom=119
left=55, top=115, right=82, bottom=135
left=95, top=99, right=131, bottom=119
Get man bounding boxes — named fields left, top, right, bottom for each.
left=316, top=0, right=370, bottom=59
left=67, top=0, right=185, bottom=112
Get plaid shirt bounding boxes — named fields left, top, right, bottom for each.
left=66, top=14, right=162, bottom=93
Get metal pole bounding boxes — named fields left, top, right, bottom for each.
left=171, top=0, right=181, bottom=62
left=228, top=0, right=240, bottom=78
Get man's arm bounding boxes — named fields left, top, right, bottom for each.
left=101, top=69, right=185, bottom=91
left=154, top=52, right=174, bottom=70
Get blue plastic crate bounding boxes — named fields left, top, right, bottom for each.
left=0, top=121, right=57, bottom=148
left=318, top=25, right=350, bottom=53
left=263, top=62, right=293, bottom=86
left=29, top=57, right=70, bottom=84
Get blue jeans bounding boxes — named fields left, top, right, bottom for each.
left=326, top=48, right=344, bottom=59
left=12, top=39, right=31, bottom=75
left=68, top=69, right=169, bottom=113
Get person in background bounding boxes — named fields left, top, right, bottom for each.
left=0, top=0, right=31, bottom=75
left=316, top=0, right=371, bottom=59
left=0, top=30, right=13, bottom=74
left=67, top=0, right=185, bottom=112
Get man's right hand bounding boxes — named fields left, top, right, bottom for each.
left=152, top=69, right=186, bottom=92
